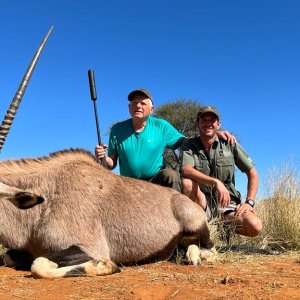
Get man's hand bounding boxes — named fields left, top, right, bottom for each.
left=235, top=203, right=254, bottom=216
left=95, top=144, right=108, bottom=160
left=214, top=179, right=231, bottom=208
left=216, top=130, right=236, bottom=144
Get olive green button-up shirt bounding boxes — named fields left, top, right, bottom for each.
left=181, top=136, right=255, bottom=201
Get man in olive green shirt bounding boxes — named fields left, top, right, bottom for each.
left=181, top=105, right=262, bottom=237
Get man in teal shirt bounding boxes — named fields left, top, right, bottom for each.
left=95, top=88, right=183, bottom=191
left=95, top=89, right=233, bottom=192
left=108, top=114, right=183, bottom=179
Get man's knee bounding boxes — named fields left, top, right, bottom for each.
left=160, top=168, right=180, bottom=183
left=246, top=215, right=263, bottom=237
left=151, top=169, right=182, bottom=192
left=182, top=177, right=193, bottom=195
left=229, top=213, right=263, bottom=237
left=181, top=178, right=207, bottom=209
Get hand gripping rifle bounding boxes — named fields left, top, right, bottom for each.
left=88, top=70, right=106, bottom=166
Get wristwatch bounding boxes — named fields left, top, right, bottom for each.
left=245, top=199, right=255, bottom=207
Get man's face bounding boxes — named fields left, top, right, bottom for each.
left=197, top=112, right=220, bottom=137
left=128, top=95, right=153, bottom=120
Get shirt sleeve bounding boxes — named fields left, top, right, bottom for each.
left=107, top=125, right=118, bottom=156
left=180, top=138, right=196, bottom=167
left=161, top=119, right=185, bottom=150
left=233, top=142, right=255, bottom=173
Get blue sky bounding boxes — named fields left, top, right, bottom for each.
left=0, top=1, right=299, bottom=199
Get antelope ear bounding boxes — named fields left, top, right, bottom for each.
left=9, top=192, right=44, bottom=209
left=0, top=26, right=54, bottom=152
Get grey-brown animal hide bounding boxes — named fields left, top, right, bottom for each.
left=0, top=148, right=211, bottom=264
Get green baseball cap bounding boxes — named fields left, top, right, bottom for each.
left=197, top=105, right=220, bottom=122
left=128, top=88, right=153, bottom=102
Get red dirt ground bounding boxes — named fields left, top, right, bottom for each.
left=0, top=253, right=299, bottom=300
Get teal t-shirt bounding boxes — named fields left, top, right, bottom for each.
left=108, top=116, right=184, bottom=179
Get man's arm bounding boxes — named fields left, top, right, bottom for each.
left=216, top=130, right=236, bottom=144
left=235, top=167, right=259, bottom=216
left=181, top=164, right=231, bottom=207
left=105, top=153, right=118, bottom=170
left=246, top=167, right=259, bottom=200
left=95, top=144, right=118, bottom=170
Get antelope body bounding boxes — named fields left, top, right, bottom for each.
left=0, top=149, right=213, bottom=278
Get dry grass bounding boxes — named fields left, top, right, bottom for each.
left=252, top=161, right=300, bottom=251
left=0, top=245, right=6, bottom=256
left=210, top=159, right=300, bottom=254
left=255, top=197, right=300, bottom=250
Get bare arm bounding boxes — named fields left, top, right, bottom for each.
left=181, top=164, right=230, bottom=207
left=235, top=167, right=259, bottom=216
left=245, top=167, right=259, bottom=200
left=216, top=130, right=236, bottom=144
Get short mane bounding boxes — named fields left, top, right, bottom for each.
left=0, top=148, right=98, bottom=176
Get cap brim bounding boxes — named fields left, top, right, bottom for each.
left=128, top=90, right=152, bottom=102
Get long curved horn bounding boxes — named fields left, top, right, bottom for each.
left=0, top=26, right=54, bottom=152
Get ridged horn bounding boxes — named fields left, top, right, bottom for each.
left=0, top=26, right=54, bottom=152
